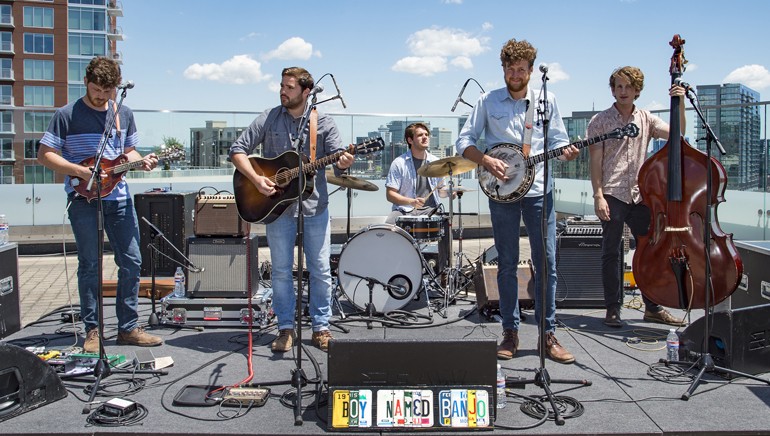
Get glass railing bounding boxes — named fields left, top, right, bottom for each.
left=1, top=103, right=768, bottom=241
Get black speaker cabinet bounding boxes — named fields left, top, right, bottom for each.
left=186, top=235, right=258, bottom=298
left=474, top=260, right=534, bottom=311
left=0, top=243, right=20, bottom=340
left=555, top=235, right=604, bottom=308
left=728, top=241, right=770, bottom=310
left=0, top=344, right=67, bottom=422
left=134, top=191, right=196, bottom=277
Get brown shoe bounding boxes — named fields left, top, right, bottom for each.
left=496, top=329, right=519, bottom=360
left=541, top=332, right=575, bottom=364
left=311, top=330, right=333, bottom=351
left=644, top=308, right=686, bottom=326
left=603, top=307, right=624, bottom=328
left=271, top=329, right=295, bottom=352
left=116, top=327, right=163, bottom=347
left=83, top=328, right=100, bottom=353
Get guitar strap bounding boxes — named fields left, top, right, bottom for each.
left=521, top=88, right=536, bottom=158
left=309, top=108, right=317, bottom=161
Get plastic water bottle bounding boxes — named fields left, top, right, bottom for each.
left=666, top=328, right=679, bottom=362
left=173, top=267, right=185, bottom=298
left=496, top=364, right=506, bottom=409
left=0, top=214, right=8, bottom=245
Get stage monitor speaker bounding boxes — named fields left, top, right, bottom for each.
left=0, top=344, right=67, bottom=422
left=0, top=243, right=21, bottom=340
left=135, top=191, right=196, bottom=277
left=555, top=234, right=604, bottom=308
left=474, top=260, right=534, bottom=311
left=328, top=338, right=495, bottom=388
left=679, top=304, right=770, bottom=379
left=186, top=235, right=258, bottom=298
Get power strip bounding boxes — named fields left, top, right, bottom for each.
left=222, top=387, right=269, bottom=406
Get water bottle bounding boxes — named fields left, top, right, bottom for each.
left=666, top=328, right=679, bottom=362
left=496, top=364, right=506, bottom=409
left=0, top=214, right=8, bottom=245
left=173, top=267, right=185, bottom=298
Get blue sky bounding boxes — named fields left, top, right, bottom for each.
left=120, top=0, right=770, bottom=133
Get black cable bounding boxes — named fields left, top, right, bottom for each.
left=85, top=402, right=149, bottom=427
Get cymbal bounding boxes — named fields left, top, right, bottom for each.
left=325, top=171, right=379, bottom=191
left=417, top=156, right=476, bottom=178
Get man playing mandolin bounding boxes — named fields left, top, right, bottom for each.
left=456, top=38, right=580, bottom=364
left=229, top=67, right=354, bottom=352
left=588, top=66, right=687, bottom=328
left=37, top=56, right=163, bottom=352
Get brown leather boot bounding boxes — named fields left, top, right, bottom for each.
left=496, top=329, right=519, bottom=360
left=541, top=331, right=575, bottom=364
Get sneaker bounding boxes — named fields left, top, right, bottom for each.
left=496, top=329, right=519, bottom=360
left=311, top=330, right=333, bottom=351
left=83, top=328, right=100, bottom=353
left=540, top=332, right=575, bottom=364
left=603, top=307, right=624, bottom=328
left=644, top=308, right=687, bottom=326
left=116, top=327, right=163, bottom=347
left=271, top=329, right=295, bottom=352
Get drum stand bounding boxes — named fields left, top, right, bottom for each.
left=436, top=176, right=473, bottom=318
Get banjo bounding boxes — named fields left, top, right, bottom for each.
left=478, top=123, right=639, bottom=203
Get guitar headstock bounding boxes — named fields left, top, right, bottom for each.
left=350, top=137, right=385, bottom=155
left=159, top=145, right=186, bottom=162
left=619, top=123, right=639, bottom=139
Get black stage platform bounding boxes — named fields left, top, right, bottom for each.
left=2, top=289, right=770, bottom=436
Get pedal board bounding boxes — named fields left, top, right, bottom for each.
left=222, top=387, right=270, bottom=406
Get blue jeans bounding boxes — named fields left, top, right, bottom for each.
left=266, top=209, right=332, bottom=332
left=68, top=195, right=142, bottom=333
left=489, top=193, right=557, bottom=333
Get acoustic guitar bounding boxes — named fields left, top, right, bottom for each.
left=233, top=137, right=383, bottom=224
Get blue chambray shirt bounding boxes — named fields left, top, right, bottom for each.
left=385, top=149, right=444, bottom=212
left=455, top=86, right=569, bottom=197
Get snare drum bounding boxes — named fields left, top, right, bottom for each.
left=396, top=215, right=444, bottom=242
left=337, top=224, right=423, bottom=313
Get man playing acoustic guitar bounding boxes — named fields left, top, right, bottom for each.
left=229, top=67, right=354, bottom=352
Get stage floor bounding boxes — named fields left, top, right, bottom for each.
left=4, top=238, right=770, bottom=435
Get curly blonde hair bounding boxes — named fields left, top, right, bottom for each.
left=610, top=66, right=644, bottom=100
left=500, top=38, right=537, bottom=68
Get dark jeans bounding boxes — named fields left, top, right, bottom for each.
left=600, top=195, right=661, bottom=313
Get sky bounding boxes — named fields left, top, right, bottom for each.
left=119, top=0, right=770, bottom=143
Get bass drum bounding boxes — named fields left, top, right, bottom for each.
left=337, top=224, right=423, bottom=313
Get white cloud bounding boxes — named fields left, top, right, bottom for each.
left=450, top=56, right=473, bottom=70
left=183, top=54, right=271, bottom=84
left=723, top=64, right=770, bottom=90
left=263, top=37, right=318, bottom=61
left=685, top=62, right=697, bottom=72
left=391, top=56, right=447, bottom=76
left=267, top=81, right=281, bottom=93
left=542, top=62, right=569, bottom=83
left=407, top=27, right=489, bottom=57
left=644, top=100, right=666, bottom=111
left=481, top=22, right=493, bottom=31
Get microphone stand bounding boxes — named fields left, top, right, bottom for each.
left=666, top=89, right=770, bottom=398
left=506, top=70, right=590, bottom=425
left=79, top=87, right=166, bottom=413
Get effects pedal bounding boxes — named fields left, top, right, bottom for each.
left=222, top=386, right=270, bottom=407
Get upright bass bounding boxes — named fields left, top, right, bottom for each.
left=632, top=35, right=743, bottom=309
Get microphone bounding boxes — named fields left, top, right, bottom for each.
left=309, top=84, right=324, bottom=95
left=117, top=81, right=134, bottom=90
left=451, top=78, right=471, bottom=112
left=673, top=77, right=693, bottom=92
left=539, top=63, right=549, bottom=74
left=330, top=74, right=347, bottom=109
left=140, top=216, right=164, bottom=238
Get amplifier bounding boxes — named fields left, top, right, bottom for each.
left=474, top=260, right=534, bottom=311
left=186, top=235, right=259, bottom=298
left=719, top=241, right=770, bottom=311
left=555, top=234, right=604, bottom=308
left=0, top=243, right=20, bottom=340
left=135, top=191, right=196, bottom=276
left=194, top=195, right=250, bottom=237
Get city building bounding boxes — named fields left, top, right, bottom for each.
left=0, top=0, right=123, bottom=185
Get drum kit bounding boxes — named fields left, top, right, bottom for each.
left=326, top=156, right=477, bottom=319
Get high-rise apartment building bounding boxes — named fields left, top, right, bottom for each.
left=695, top=83, right=761, bottom=191
left=0, top=0, right=122, bottom=185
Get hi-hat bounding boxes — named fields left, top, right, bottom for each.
left=440, top=186, right=477, bottom=194
left=326, top=171, right=379, bottom=191
left=417, top=156, right=476, bottom=178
